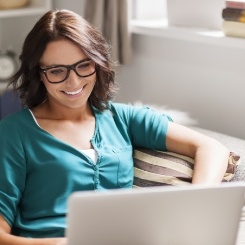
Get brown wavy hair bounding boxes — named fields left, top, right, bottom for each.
left=9, top=9, right=116, bottom=111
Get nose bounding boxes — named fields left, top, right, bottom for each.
left=65, top=69, right=81, bottom=86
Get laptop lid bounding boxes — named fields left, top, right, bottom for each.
left=66, top=183, right=245, bottom=245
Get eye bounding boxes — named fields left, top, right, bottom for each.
left=76, top=61, right=92, bottom=70
left=48, top=67, right=66, bottom=76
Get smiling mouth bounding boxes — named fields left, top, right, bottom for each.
left=63, top=87, right=85, bottom=95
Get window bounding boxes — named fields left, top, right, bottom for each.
left=131, top=0, right=167, bottom=21
left=131, top=0, right=225, bottom=30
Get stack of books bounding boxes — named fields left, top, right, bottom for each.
left=222, top=0, right=245, bottom=38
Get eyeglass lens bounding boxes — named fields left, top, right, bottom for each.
left=45, top=60, right=95, bottom=83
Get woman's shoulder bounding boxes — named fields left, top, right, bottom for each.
left=107, top=102, right=139, bottom=117
left=108, top=102, right=173, bottom=122
left=96, top=102, right=173, bottom=122
left=108, top=102, right=159, bottom=116
left=0, top=108, right=31, bottom=128
left=109, top=102, right=133, bottom=111
left=109, top=101, right=159, bottom=112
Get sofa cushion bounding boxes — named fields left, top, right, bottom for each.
left=133, top=148, right=240, bottom=187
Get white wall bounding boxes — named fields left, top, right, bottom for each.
left=1, top=0, right=86, bottom=53
left=116, top=33, right=245, bottom=139
left=53, top=0, right=85, bottom=16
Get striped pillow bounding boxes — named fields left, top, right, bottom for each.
left=133, top=148, right=240, bottom=187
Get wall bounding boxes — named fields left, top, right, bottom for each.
left=1, top=0, right=86, bottom=53
left=115, top=33, right=245, bottom=139
left=52, top=0, right=85, bottom=16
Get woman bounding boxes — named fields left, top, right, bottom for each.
left=0, top=9, right=229, bottom=245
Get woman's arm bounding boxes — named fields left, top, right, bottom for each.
left=0, top=216, right=67, bottom=245
left=166, top=122, right=230, bottom=184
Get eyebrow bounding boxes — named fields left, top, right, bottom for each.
left=39, top=58, right=90, bottom=69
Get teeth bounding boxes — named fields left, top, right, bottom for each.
left=64, top=88, right=83, bottom=95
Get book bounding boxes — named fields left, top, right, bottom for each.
left=226, top=0, right=245, bottom=9
left=222, top=7, right=245, bottom=22
left=223, top=20, right=245, bottom=38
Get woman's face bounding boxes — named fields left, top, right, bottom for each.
left=39, top=39, right=96, bottom=110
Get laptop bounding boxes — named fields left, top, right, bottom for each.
left=66, top=183, right=245, bottom=245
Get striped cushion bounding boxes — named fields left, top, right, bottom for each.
left=133, top=148, right=240, bottom=187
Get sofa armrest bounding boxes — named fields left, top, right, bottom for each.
left=191, top=126, right=245, bottom=181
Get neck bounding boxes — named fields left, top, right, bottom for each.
left=33, top=101, right=94, bottom=121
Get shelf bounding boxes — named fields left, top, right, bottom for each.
left=0, top=0, right=52, bottom=18
left=131, top=19, right=245, bottom=50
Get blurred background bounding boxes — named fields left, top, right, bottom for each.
left=1, top=0, right=244, bottom=140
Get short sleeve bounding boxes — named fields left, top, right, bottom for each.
left=110, top=103, right=173, bottom=150
left=0, top=119, right=26, bottom=226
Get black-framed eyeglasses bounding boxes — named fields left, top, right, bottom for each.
left=39, top=58, right=96, bottom=84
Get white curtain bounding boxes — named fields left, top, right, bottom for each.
left=84, top=0, right=131, bottom=64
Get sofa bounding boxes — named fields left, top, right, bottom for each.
left=132, top=103, right=245, bottom=182
left=133, top=125, right=245, bottom=245
left=191, top=126, right=245, bottom=182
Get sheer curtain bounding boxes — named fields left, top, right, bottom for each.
left=84, top=0, right=131, bottom=64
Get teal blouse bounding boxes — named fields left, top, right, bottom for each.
left=0, top=102, right=171, bottom=238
